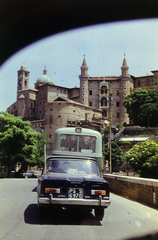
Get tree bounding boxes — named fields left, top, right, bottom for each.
left=104, top=141, right=125, bottom=171
left=102, top=128, right=110, bottom=143
left=102, top=127, right=117, bottom=143
left=123, top=89, right=158, bottom=126
left=125, top=139, right=158, bottom=178
left=34, top=132, right=48, bottom=167
left=0, top=112, right=47, bottom=176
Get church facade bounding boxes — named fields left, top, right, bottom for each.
left=7, top=56, right=158, bottom=152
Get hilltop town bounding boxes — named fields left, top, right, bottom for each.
left=7, top=56, right=158, bottom=152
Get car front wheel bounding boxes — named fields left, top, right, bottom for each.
left=94, top=208, right=104, bottom=221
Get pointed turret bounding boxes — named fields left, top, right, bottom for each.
left=82, top=57, right=87, bottom=67
left=121, top=55, right=129, bottom=76
left=122, top=57, right=127, bottom=66
left=80, top=56, right=88, bottom=76
left=79, top=56, right=89, bottom=106
left=119, top=55, right=133, bottom=125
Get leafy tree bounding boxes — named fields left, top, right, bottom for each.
left=0, top=112, right=47, bottom=176
left=102, top=128, right=110, bottom=143
left=123, top=89, right=158, bottom=126
left=125, top=139, right=158, bottom=178
left=116, top=123, right=122, bottom=129
left=104, top=141, right=125, bottom=170
left=34, top=132, right=48, bottom=167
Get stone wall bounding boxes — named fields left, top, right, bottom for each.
left=104, top=174, right=158, bottom=208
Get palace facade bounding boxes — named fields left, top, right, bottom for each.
left=7, top=56, right=158, bottom=152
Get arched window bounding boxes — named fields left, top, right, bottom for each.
left=101, top=97, right=107, bottom=106
left=25, top=80, right=27, bottom=86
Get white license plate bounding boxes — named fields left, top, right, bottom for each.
left=69, top=188, right=83, bottom=199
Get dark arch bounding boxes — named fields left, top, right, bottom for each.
left=1, top=0, right=158, bottom=65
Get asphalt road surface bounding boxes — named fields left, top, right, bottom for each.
left=0, top=178, right=158, bottom=240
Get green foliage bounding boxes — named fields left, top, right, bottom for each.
left=115, top=123, right=122, bottom=129
left=125, top=139, right=158, bottom=178
left=34, top=132, right=48, bottom=167
left=116, top=140, right=132, bottom=147
left=124, top=89, right=158, bottom=126
left=0, top=112, right=47, bottom=176
left=104, top=141, right=125, bottom=169
left=102, top=128, right=110, bottom=134
left=102, top=128, right=110, bottom=143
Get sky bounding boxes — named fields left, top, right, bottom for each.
left=1, top=18, right=158, bottom=112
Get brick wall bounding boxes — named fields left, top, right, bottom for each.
left=104, top=174, right=158, bottom=208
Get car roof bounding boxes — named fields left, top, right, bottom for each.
left=46, top=155, right=96, bottom=162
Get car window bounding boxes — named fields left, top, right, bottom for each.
left=46, top=159, right=99, bottom=176
left=60, top=134, right=96, bottom=153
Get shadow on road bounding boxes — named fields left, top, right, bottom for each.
left=24, top=204, right=102, bottom=226
left=126, top=232, right=158, bottom=240
left=32, top=187, right=37, bottom=192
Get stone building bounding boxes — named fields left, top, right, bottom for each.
left=7, top=56, right=158, bottom=152
left=79, top=56, right=133, bottom=126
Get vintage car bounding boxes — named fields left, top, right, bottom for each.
left=37, top=156, right=110, bottom=220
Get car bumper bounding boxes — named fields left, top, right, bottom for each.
left=39, top=194, right=111, bottom=207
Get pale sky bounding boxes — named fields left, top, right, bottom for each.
left=0, top=18, right=158, bottom=112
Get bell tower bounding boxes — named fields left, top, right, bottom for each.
left=17, top=64, right=30, bottom=92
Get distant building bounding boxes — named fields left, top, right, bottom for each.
left=7, top=56, right=158, bottom=152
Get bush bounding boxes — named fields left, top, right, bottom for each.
left=125, top=139, right=158, bottom=178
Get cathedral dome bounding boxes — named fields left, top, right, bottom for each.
left=37, top=75, right=53, bottom=83
left=36, top=67, right=53, bottom=84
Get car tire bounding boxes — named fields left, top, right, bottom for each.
left=94, top=208, right=104, bottom=221
left=87, top=208, right=92, bottom=213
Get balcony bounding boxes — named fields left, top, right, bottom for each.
left=100, top=104, right=109, bottom=109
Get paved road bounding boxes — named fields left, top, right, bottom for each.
left=0, top=179, right=158, bottom=240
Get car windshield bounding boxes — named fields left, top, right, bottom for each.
left=46, top=159, right=99, bottom=176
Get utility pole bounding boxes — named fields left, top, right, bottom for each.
left=109, top=88, right=113, bottom=174
left=44, top=144, right=46, bottom=174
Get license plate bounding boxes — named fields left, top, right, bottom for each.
left=69, top=188, right=83, bottom=199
